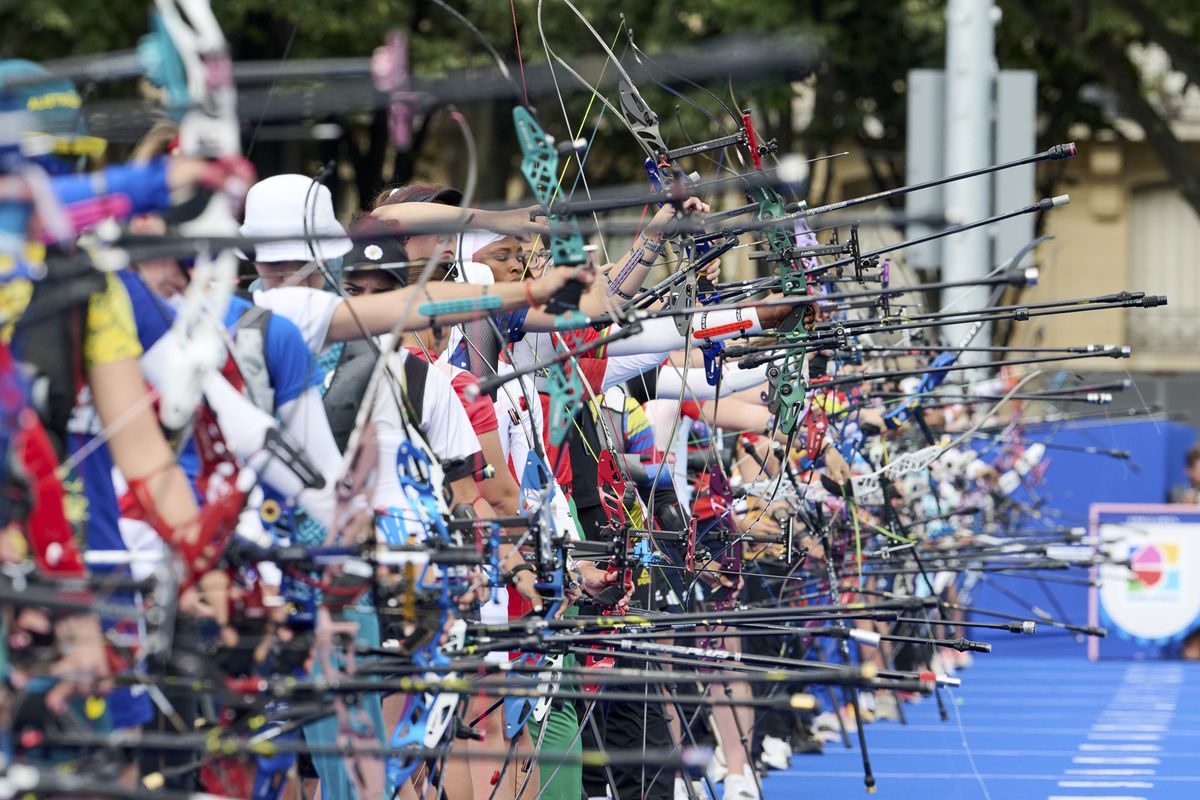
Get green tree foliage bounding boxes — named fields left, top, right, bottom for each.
left=2, top=1, right=1196, bottom=211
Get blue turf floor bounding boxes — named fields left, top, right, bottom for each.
left=758, top=657, right=1200, bottom=800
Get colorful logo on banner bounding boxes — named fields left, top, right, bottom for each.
left=1095, top=510, right=1200, bottom=650
left=1128, top=542, right=1182, bottom=595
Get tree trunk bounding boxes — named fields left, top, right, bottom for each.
left=389, top=109, right=437, bottom=194
left=1017, top=0, right=1200, bottom=218
left=464, top=98, right=519, bottom=203
left=1111, top=0, right=1200, bottom=89
left=346, top=109, right=389, bottom=211
left=1089, top=35, right=1200, bottom=217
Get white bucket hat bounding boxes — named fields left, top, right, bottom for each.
left=239, top=174, right=352, bottom=263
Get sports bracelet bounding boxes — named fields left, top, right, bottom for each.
left=641, top=237, right=667, bottom=256
left=639, top=238, right=666, bottom=265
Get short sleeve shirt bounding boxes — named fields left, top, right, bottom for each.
left=407, top=347, right=499, bottom=435
left=118, top=271, right=319, bottom=406
left=84, top=274, right=143, bottom=370
left=252, top=287, right=343, bottom=354
left=370, top=348, right=482, bottom=466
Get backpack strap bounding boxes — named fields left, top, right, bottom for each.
left=322, top=338, right=377, bottom=453
left=230, top=303, right=275, bottom=413
left=401, top=353, right=428, bottom=429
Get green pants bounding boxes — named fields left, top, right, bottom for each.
left=524, top=498, right=585, bottom=799
left=303, top=606, right=387, bottom=800
left=532, top=693, right=584, bottom=800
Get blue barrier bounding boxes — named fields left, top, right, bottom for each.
left=967, top=419, right=1196, bottom=659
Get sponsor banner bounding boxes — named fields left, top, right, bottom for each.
left=1089, top=503, right=1200, bottom=659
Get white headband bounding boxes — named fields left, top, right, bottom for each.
left=458, top=230, right=506, bottom=264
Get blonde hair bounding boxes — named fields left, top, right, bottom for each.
left=369, top=182, right=455, bottom=211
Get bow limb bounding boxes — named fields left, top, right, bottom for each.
left=534, top=2, right=634, bottom=268
left=532, top=6, right=719, bottom=538
left=538, top=3, right=727, bottom=347
left=106, top=0, right=260, bottom=590
left=540, top=0, right=664, bottom=158
left=150, top=0, right=245, bottom=431
left=525, top=9, right=726, bottom=535
left=543, top=7, right=781, bottom=615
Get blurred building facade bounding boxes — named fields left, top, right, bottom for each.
left=801, top=136, right=1200, bottom=420
left=1022, top=139, right=1200, bottom=373
left=788, top=40, right=1200, bottom=424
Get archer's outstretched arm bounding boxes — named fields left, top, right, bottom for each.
left=89, top=357, right=200, bottom=540
left=325, top=266, right=590, bottom=342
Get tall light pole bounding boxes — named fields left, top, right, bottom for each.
left=941, top=0, right=998, bottom=361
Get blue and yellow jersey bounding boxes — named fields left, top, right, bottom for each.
left=1, top=272, right=142, bottom=367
